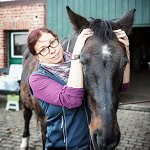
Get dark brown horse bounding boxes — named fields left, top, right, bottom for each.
left=20, top=6, right=135, bottom=149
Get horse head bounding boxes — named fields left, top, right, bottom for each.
left=66, top=6, right=135, bottom=149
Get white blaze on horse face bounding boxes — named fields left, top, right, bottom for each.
left=102, top=45, right=111, bottom=59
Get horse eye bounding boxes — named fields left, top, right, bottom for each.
left=123, top=58, right=128, bottom=68
left=123, top=62, right=127, bottom=68
left=80, top=53, right=90, bottom=65
left=125, top=58, right=129, bottom=64
left=120, top=57, right=128, bottom=69
left=80, top=58, right=88, bottom=65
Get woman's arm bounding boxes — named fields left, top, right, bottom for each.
left=67, top=29, right=94, bottom=88
left=29, top=74, right=85, bottom=109
left=122, top=46, right=130, bottom=84
left=114, top=29, right=130, bottom=84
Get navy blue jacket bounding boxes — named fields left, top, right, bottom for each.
left=31, top=64, right=91, bottom=150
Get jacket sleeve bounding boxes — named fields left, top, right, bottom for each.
left=29, top=74, right=84, bottom=109
left=120, top=82, right=130, bottom=92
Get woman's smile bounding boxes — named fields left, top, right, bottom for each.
left=52, top=51, right=60, bottom=60
left=54, top=52, right=60, bottom=59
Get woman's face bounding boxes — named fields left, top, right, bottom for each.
left=35, top=33, right=64, bottom=64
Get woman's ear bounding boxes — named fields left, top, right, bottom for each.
left=58, top=39, right=61, bottom=43
left=36, top=55, right=40, bottom=60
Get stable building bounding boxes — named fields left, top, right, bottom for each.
left=0, top=0, right=150, bottom=71
left=47, top=0, right=150, bottom=73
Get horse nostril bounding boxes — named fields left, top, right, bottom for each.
left=93, top=130, right=103, bottom=148
left=92, top=129, right=121, bottom=149
left=93, top=133, right=98, bottom=147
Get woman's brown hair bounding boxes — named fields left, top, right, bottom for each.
left=28, top=28, right=58, bottom=55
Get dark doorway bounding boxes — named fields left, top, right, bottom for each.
left=130, top=27, right=150, bottom=72
left=119, top=27, right=150, bottom=105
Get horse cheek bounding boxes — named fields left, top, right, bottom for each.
left=88, top=96, right=103, bottom=136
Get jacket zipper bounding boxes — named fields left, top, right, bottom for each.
left=62, top=107, right=68, bottom=150
left=61, top=115, right=66, bottom=143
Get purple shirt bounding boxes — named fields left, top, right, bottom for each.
left=29, top=74, right=129, bottom=109
left=120, top=82, right=130, bottom=92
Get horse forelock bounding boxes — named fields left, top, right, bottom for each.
left=89, top=19, right=116, bottom=43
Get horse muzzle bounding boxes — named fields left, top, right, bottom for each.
left=90, top=119, right=121, bottom=150
left=91, top=128, right=120, bottom=150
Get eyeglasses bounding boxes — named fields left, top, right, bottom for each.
left=37, top=38, right=59, bottom=56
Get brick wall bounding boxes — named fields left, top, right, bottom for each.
left=0, top=3, right=45, bottom=68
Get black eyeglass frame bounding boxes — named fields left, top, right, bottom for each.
left=36, top=38, right=59, bottom=57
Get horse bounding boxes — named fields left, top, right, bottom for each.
left=20, top=6, right=135, bottom=150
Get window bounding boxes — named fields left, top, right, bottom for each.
left=11, top=32, right=28, bottom=58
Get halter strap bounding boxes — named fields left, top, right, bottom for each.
left=66, top=37, right=71, bottom=52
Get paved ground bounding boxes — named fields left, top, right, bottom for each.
left=0, top=71, right=150, bottom=149
left=0, top=106, right=42, bottom=150
left=0, top=96, right=150, bottom=150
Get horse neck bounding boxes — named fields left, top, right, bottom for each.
left=61, top=32, right=78, bottom=53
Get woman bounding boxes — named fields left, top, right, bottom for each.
left=28, top=28, right=130, bottom=150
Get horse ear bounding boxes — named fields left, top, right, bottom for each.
left=116, top=8, right=136, bottom=35
left=66, top=6, right=90, bottom=32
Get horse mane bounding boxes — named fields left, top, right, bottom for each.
left=89, top=19, right=116, bottom=43
left=22, top=49, right=31, bottom=67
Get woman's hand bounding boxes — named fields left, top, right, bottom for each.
left=113, top=29, right=130, bottom=56
left=113, top=29, right=129, bottom=47
left=73, top=28, right=94, bottom=54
